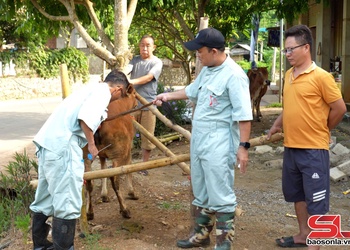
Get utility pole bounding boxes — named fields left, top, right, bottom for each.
left=279, top=0, right=284, bottom=103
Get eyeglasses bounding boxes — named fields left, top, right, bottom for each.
left=282, top=44, right=307, bottom=55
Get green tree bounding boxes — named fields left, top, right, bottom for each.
left=132, top=0, right=325, bottom=82
left=0, top=0, right=137, bottom=70
left=0, top=0, right=326, bottom=77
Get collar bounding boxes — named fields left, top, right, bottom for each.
left=289, top=62, right=316, bottom=84
left=292, top=61, right=316, bottom=75
left=303, top=61, right=316, bottom=73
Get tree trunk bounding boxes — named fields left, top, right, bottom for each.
left=113, top=0, right=131, bottom=70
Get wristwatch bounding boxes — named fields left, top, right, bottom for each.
left=239, top=142, right=251, bottom=149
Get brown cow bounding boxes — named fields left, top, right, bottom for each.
left=83, top=84, right=138, bottom=220
left=247, top=67, right=271, bottom=122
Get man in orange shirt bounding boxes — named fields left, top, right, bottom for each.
left=268, top=25, right=346, bottom=249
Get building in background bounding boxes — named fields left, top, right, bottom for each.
left=288, top=0, right=350, bottom=108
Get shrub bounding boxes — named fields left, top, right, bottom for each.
left=27, top=46, right=89, bottom=82
left=0, top=44, right=89, bottom=82
left=0, top=150, right=37, bottom=236
left=236, top=59, right=269, bottom=73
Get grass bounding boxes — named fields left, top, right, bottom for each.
left=158, top=201, right=186, bottom=210
left=0, top=150, right=111, bottom=250
left=265, top=102, right=282, bottom=108
left=0, top=150, right=37, bottom=238
left=82, top=233, right=110, bottom=250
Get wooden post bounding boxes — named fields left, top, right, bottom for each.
left=59, top=64, right=71, bottom=99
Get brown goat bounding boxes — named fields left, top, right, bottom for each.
left=83, top=84, right=138, bottom=220
left=247, top=67, right=271, bottom=121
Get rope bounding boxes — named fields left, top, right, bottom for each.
left=104, top=102, right=153, bottom=122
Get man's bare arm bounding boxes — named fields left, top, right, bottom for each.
left=80, top=120, right=98, bottom=160
left=129, top=73, right=154, bottom=85
left=328, top=99, right=347, bottom=130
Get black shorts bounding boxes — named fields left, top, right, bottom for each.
left=282, top=147, right=330, bottom=215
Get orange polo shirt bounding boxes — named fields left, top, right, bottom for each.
left=283, top=62, right=343, bottom=150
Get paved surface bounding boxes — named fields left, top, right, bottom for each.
left=260, top=92, right=280, bottom=106
left=0, top=96, right=62, bottom=168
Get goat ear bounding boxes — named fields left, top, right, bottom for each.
left=126, top=84, right=134, bottom=96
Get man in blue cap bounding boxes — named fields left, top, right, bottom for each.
left=154, top=27, right=252, bottom=250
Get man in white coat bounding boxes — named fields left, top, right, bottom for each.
left=30, top=70, right=130, bottom=250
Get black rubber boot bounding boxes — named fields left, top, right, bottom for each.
left=52, top=217, right=76, bottom=250
left=176, top=207, right=215, bottom=248
left=32, top=212, right=54, bottom=250
left=214, top=212, right=235, bottom=250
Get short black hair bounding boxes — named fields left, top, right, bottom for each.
left=140, top=34, right=155, bottom=44
left=104, top=69, right=130, bottom=88
left=285, top=24, right=313, bottom=53
left=208, top=47, right=225, bottom=52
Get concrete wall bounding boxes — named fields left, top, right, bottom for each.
left=0, top=67, right=188, bottom=101
left=81, top=53, right=189, bottom=86
left=0, top=76, right=96, bottom=101
left=159, top=65, right=188, bottom=86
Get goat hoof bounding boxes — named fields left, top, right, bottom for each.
left=87, top=212, right=94, bottom=221
left=127, top=192, right=139, bottom=200
left=121, top=209, right=131, bottom=219
left=101, top=195, right=110, bottom=202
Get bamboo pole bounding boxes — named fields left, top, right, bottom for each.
left=249, top=133, right=284, bottom=147
left=59, top=64, right=71, bottom=99
left=79, top=185, right=89, bottom=236
left=31, top=132, right=283, bottom=237
left=157, top=132, right=181, bottom=139
left=29, top=134, right=283, bottom=188
left=133, top=120, right=190, bottom=174
left=30, top=179, right=38, bottom=188
left=135, top=92, right=192, bottom=140
left=29, top=180, right=90, bottom=236
left=158, top=134, right=183, bottom=144
left=194, top=17, right=208, bottom=78
left=80, top=153, right=189, bottom=234
left=84, top=154, right=190, bottom=180
left=190, top=17, right=208, bottom=231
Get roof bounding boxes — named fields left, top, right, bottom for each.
left=230, top=43, right=259, bottom=56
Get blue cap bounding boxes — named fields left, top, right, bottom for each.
left=184, top=28, right=225, bottom=51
